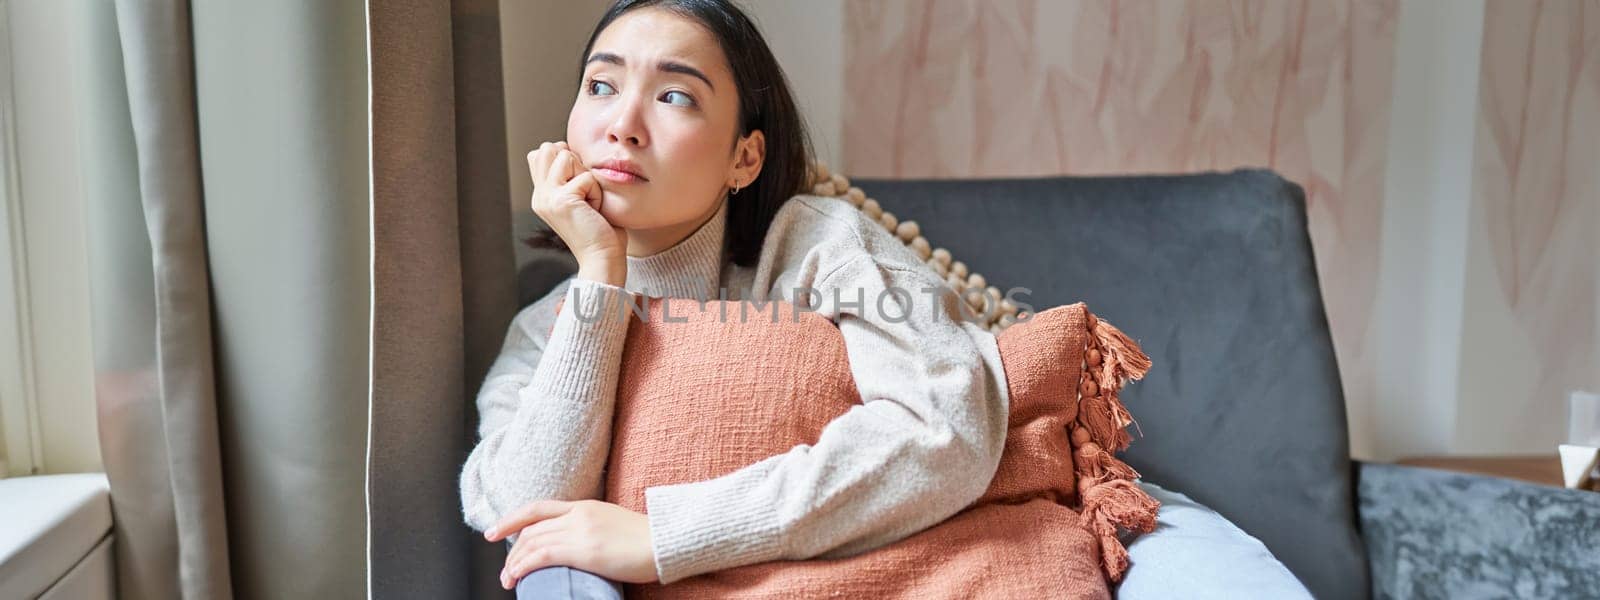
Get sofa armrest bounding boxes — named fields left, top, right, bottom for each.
left=1357, top=461, right=1600, bottom=598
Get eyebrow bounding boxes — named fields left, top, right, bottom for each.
left=585, top=52, right=715, bottom=93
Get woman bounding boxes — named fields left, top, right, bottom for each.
left=458, top=1, right=1010, bottom=597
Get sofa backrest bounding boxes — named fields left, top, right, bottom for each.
left=854, top=170, right=1369, bottom=599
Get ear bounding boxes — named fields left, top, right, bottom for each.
left=728, top=129, right=766, bottom=190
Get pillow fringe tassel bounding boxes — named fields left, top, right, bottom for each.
left=1072, top=309, right=1159, bottom=582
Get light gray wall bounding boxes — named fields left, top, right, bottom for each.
left=499, top=0, right=608, bottom=268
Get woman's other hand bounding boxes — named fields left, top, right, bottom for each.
left=486, top=499, right=658, bottom=588
left=527, top=141, right=628, bottom=287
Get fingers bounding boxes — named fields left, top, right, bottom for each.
left=486, top=499, right=574, bottom=541
left=549, top=150, right=589, bottom=190
left=501, top=518, right=560, bottom=574
left=556, top=142, right=580, bottom=177
left=525, top=141, right=574, bottom=186
left=526, top=142, right=554, bottom=182
left=548, top=150, right=575, bottom=187
left=502, top=543, right=580, bottom=590
left=564, top=171, right=605, bottom=209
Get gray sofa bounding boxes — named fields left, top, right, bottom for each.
left=514, top=169, right=1600, bottom=599
left=851, top=170, right=1600, bottom=599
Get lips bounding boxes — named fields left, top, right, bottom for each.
left=592, top=158, right=648, bottom=183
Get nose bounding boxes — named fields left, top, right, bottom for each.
left=605, top=93, right=648, bottom=148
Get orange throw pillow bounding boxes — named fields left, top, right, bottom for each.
left=552, top=296, right=1157, bottom=599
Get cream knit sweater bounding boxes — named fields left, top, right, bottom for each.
left=458, top=194, right=1010, bottom=584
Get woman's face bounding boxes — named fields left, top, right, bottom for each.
left=567, top=7, right=763, bottom=242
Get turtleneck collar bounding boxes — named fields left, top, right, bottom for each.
left=624, top=197, right=727, bottom=299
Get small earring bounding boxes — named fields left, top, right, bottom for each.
left=730, top=184, right=741, bottom=196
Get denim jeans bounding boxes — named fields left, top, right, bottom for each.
left=506, top=542, right=624, bottom=600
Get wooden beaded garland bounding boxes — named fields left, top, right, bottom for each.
left=829, top=173, right=849, bottom=195
left=908, top=237, right=931, bottom=260
left=946, top=272, right=966, bottom=291
left=895, top=220, right=920, bottom=241
left=967, top=273, right=987, bottom=292
left=964, top=287, right=987, bottom=312
left=845, top=187, right=866, bottom=207
left=805, top=160, right=1017, bottom=333
left=812, top=161, right=831, bottom=184
left=878, top=211, right=898, bottom=232
left=978, top=291, right=999, bottom=323
left=860, top=198, right=882, bottom=219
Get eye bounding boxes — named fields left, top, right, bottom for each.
left=660, top=90, right=696, bottom=107
left=586, top=78, right=615, bottom=96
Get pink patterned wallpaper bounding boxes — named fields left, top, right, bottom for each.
left=1471, top=1, right=1599, bottom=440
left=842, top=0, right=1400, bottom=430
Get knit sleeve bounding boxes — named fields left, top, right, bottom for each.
left=642, top=254, right=1010, bottom=583
left=458, top=277, right=636, bottom=533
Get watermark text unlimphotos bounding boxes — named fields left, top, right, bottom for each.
left=567, top=274, right=1035, bottom=326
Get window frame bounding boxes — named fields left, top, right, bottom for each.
left=0, top=0, right=44, bottom=478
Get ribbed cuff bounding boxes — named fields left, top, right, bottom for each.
left=645, top=470, right=787, bottom=583
left=530, top=278, right=635, bottom=395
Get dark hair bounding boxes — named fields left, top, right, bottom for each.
left=524, top=0, right=814, bottom=269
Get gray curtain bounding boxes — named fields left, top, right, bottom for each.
left=104, top=0, right=510, bottom=596
left=106, top=1, right=370, bottom=598
left=367, top=0, right=515, bottom=597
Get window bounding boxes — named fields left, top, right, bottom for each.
left=0, top=0, right=41, bottom=478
